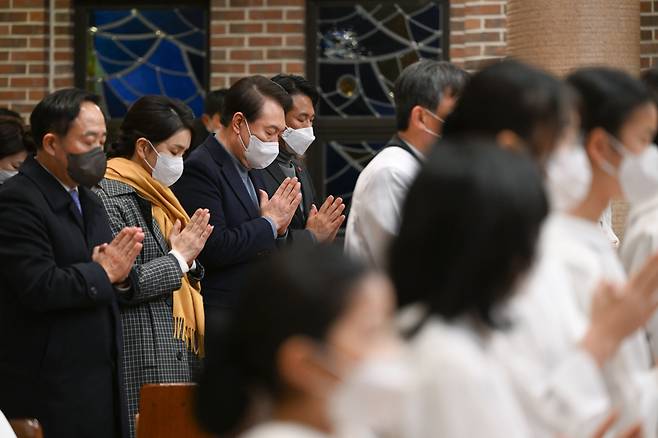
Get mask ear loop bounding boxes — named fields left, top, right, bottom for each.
left=599, top=134, right=627, bottom=177
left=237, top=116, right=250, bottom=151
left=421, top=108, right=443, bottom=138
left=141, top=138, right=159, bottom=172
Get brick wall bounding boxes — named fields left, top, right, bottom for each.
left=642, top=0, right=658, bottom=69
left=0, top=0, right=306, bottom=120
left=449, top=0, right=507, bottom=71
left=1, top=0, right=657, bottom=120
left=0, top=0, right=74, bottom=120
left=209, top=0, right=305, bottom=89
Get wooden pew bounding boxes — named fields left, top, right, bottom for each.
left=9, top=419, right=43, bottom=438
left=136, top=383, right=215, bottom=438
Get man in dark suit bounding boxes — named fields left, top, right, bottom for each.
left=0, top=88, right=144, bottom=438
left=257, top=74, right=345, bottom=246
left=173, top=76, right=300, bottom=319
left=187, top=88, right=228, bottom=159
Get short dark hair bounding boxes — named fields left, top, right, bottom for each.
left=0, top=108, right=22, bottom=121
left=107, top=95, right=195, bottom=159
left=442, top=60, right=571, bottom=161
left=270, top=73, right=319, bottom=107
left=390, top=138, right=547, bottom=331
left=196, top=245, right=369, bottom=435
left=30, top=88, right=101, bottom=150
left=220, top=75, right=293, bottom=127
left=568, top=67, right=652, bottom=139
left=395, top=60, right=468, bottom=131
left=0, top=116, right=35, bottom=159
left=204, top=89, right=228, bottom=117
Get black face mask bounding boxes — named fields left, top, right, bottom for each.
left=66, top=147, right=107, bottom=187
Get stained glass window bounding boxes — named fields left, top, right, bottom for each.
left=325, top=140, right=387, bottom=207
left=84, top=7, right=208, bottom=118
left=316, top=3, right=444, bottom=118
left=308, top=1, right=447, bottom=216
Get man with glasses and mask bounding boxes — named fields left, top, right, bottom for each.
left=0, top=88, right=144, bottom=438
left=256, top=74, right=345, bottom=246
left=345, top=60, right=468, bottom=269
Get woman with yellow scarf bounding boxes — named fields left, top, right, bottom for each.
left=94, top=96, right=212, bottom=438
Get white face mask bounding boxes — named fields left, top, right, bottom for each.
left=614, top=139, right=658, bottom=206
left=329, top=353, right=418, bottom=438
left=0, top=169, right=17, bottom=183
left=143, top=140, right=184, bottom=187
left=281, top=126, right=315, bottom=156
left=546, top=144, right=592, bottom=212
left=239, top=120, right=279, bottom=169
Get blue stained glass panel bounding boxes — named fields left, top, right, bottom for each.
left=325, top=141, right=387, bottom=213
left=178, top=33, right=205, bottom=50
left=93, top=37, right=136, bottom=64
left=87, top=7, right=207, bottom=118
left=179, top=9, right=205, bottom=29
left=98, top=17, right=151, bottom=35
left=121, top=66, right=161, bottom=95
left=102, top=81, right=128, bottom=117
left=140, top=10, right=191, bottom=35
left=117, top=37, right=158, bottom=59
left=93, top=10, right=131, bottom=27
left=160, top=73, right=197, bottom=100
left=148, top=39, right=188, bottom=73
left=106, top=77, right=139, bottom=102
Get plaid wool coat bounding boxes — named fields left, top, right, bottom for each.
left=94, top=178, right=203, bottom=438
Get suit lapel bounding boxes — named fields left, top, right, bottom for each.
left=204, top=137, right=260, bottom=218
left=135, top=195, right=169, bottom=255
left=264, top=162, right=287, bottom=194
left=21, top=157, right=88, bottom=235
left=79, top=187, right=104, bottom=245
left=263, top=163, right=305, bottom=225
left=295, top=161, right=316, bottom=219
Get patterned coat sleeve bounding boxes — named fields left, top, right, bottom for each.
left=94, top=185, right=184, bottom=306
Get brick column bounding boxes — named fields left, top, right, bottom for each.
left=449, top=0, right=507, bottom=71
left=642, top=0, right=658, bottom=69
left=507, top=0, right=640, bottom=76
left=209, top=0, right=305, bottom=89
left=508, top=0, right=641, bottom=240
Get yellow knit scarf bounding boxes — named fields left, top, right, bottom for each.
left=105, top=158, right=204, bottom=356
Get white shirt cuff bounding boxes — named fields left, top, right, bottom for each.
left=169, top=249, right=192, bottom=274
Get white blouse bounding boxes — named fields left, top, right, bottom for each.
left=408, top=317, right=531, bottom=438
left=620, top=196, right=658, bottom=357
left=542, top=214, right=658, bottom=437
left=240, top=421, right=330, bottom=438
left=0, top=411, right=16, bottom=438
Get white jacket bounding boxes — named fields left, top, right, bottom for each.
left=0, top=411, right=15, bottom=438
left=493, top=241, right=610, bottom=438
left=620, top=195, right=658, bottom=357
left=543, top=214, right=658, bottom=437
left=344, top=144, right=422, bottom=269
left=240, top=422, right=329, bottom=438
left=409, top=317, right=531, bottom=438
left=495, top=213, right=658, bottom=438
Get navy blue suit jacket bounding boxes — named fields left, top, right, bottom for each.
left=172, top=135, right=277, bottom=309
left=0, top=157, right=128, bottom=438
